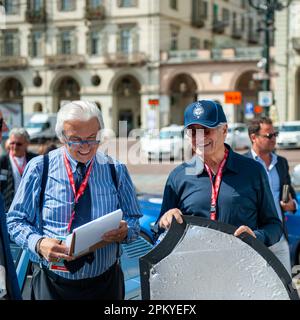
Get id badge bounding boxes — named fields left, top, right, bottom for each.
left=48, top=236, right=70, bottom=273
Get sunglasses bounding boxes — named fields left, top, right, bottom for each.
left=258, top=132, right=279, bottom=139
left=9, top=142, right=24, bottom=147
left=0, top=118, right=3, bottom=131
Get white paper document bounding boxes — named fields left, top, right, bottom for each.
left=65, top=209, right=123, bottom=256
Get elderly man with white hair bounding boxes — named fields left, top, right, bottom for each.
left=7, top=101, right=142, bottom=300
left=0, top=127, right=37, bottom=212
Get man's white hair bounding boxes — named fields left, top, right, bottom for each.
left=9, top=128, right=30, bottom=142
left=55, top=101, right=104, bottom=142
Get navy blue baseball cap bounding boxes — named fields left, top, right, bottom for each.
left=184, top=100, right=227, bottom=128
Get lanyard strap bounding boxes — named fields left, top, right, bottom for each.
left=63, top=152, right=94, bottom=232
left=10, top=152, right=27, bottom=176
left=204, top=148, right=229, bottom=221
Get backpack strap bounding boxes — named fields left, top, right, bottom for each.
left=38, top=154, right=49, bottom=234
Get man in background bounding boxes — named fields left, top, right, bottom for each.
left=245, top=117, right=298, bottom=274
left=0, top=128, right=37, bottom=211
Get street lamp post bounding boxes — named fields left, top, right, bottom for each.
left=248, top=0, right=291, bottom=117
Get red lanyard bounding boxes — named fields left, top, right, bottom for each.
left=204, top=148, right=229, bottom=221
left=10, top=152, right=27, bottom=176
left=63, top=152, right=94, bottom=232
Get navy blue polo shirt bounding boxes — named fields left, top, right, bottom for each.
left=159, top=146, right=282, bottom=246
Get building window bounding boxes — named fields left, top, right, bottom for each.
left=58, top=0, right=76, bottom=12
left=29, top=30, right=43, bottom=57
left=1, top=30, right=19, bottom=56
left=170, top=26, right=179, bottom=51
left=88, top=0, right=103, bottom=8
left=88, top=30, right=105, bottom=55
left=170, top=0, right=177, bottom=10
left=203, top=39, right=211, bottom=50
left=190, top=37, right=200, bottom=49
left=222, top=8, right=230, bottom=25
left=31, top=0, right=43, bottom=11
left=4, top=0, right=19, bottom=15
left=117, top=25, right=137, bottom=53
left=117, top=0, right=137, bottom=8
left=57, top=29, right=76, bottom=54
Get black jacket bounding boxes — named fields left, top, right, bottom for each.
left=0, top=152, right=37, bottom=212
left=244, top=150, right=297, bottom=239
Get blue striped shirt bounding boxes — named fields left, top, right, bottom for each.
left=6, top=147, right=142, bottom=280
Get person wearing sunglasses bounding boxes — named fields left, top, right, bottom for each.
left=6, top=101, right=141, bottom=300
left=0, top=128, right=37, bottom=212
left=244, top=117, right=298, bottom=275
left=0, top=111, right=22, bottom=299
left=157, top=100, right=282, bottom=249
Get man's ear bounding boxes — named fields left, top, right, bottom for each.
left=250, top=133, right=256, bottom=144
left=223, top=124, right=228, bottom=137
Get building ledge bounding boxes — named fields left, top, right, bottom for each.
left=45, top=55, right=85, bottom=69
left=0, top=56, right=28, bottom=70
left=104, top=52, right=147, bottom=67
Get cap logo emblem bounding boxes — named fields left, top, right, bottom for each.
left=193, top=103, right=204, bottom=119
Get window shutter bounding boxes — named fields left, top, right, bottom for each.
left=57, top=0, right=62, bottom=11
left=56, top=33, right=61, bottom=54
left=132, top=30, right=138, bottom=52
left=71, top=31, right=76, bottom=54
left=86, top=31, right=91, bottom=55
left=0, top=32, right=3, bottom=56
left=116, top=31, right=121, bottom=52
left=14, top=32, right=20, bottom=56
left=28, top=33, right=32, bottom=57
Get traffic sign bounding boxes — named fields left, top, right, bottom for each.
left=224, top=91, right=242, bottom=104
left=245, top=102, right=254, bottom=119
left=258, top=91, right=273, bottom=107
left=254, top=105, right=263, bottom=114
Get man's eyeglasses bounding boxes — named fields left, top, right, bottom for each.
left=62, top=132, right=100, bottom=149
left=186, top=127, right=216, bottom=138
left=258, top=132, right=279, bottom=140
left=0, top=118, right=3, bottom=131
left=9, top=142, right=23, bottom=147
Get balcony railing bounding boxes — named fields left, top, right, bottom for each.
left=0, top=56, right=28, bottom=70
left=104, top=52, right=147, bottom=67
left=191, top=17, right=205, bottom=28
left=45, top=55, right=85, bottom=69
left=162, top=47, right=267, bottom=63
left=248, top=32, right=259, bottom=44
left=25, top=9, right=47, bottom=24
left=85, top=5, right=105, bottom=20
left=212, top=20, right=227, bottom=34
left=232, top=28, right=243, bottom=39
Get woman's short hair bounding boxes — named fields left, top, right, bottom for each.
left=55, top=101, right=104, bottom=142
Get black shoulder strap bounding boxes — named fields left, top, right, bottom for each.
left=108, top=156, right=118, bottom=192
left=107, top=156, right=122, bottom=261
left=38, top=154, right=49, bottom=233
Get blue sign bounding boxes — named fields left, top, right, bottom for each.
left=245, top=102, right=254, bottom=119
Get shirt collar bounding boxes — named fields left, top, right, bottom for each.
left=251, top=148, right=278, bottom=166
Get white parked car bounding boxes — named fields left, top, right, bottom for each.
left=140, top=125, right=185, bottom=160
left=225, top=123, right=251, bottom=150
left=276, top=121, right=300, bottom=149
